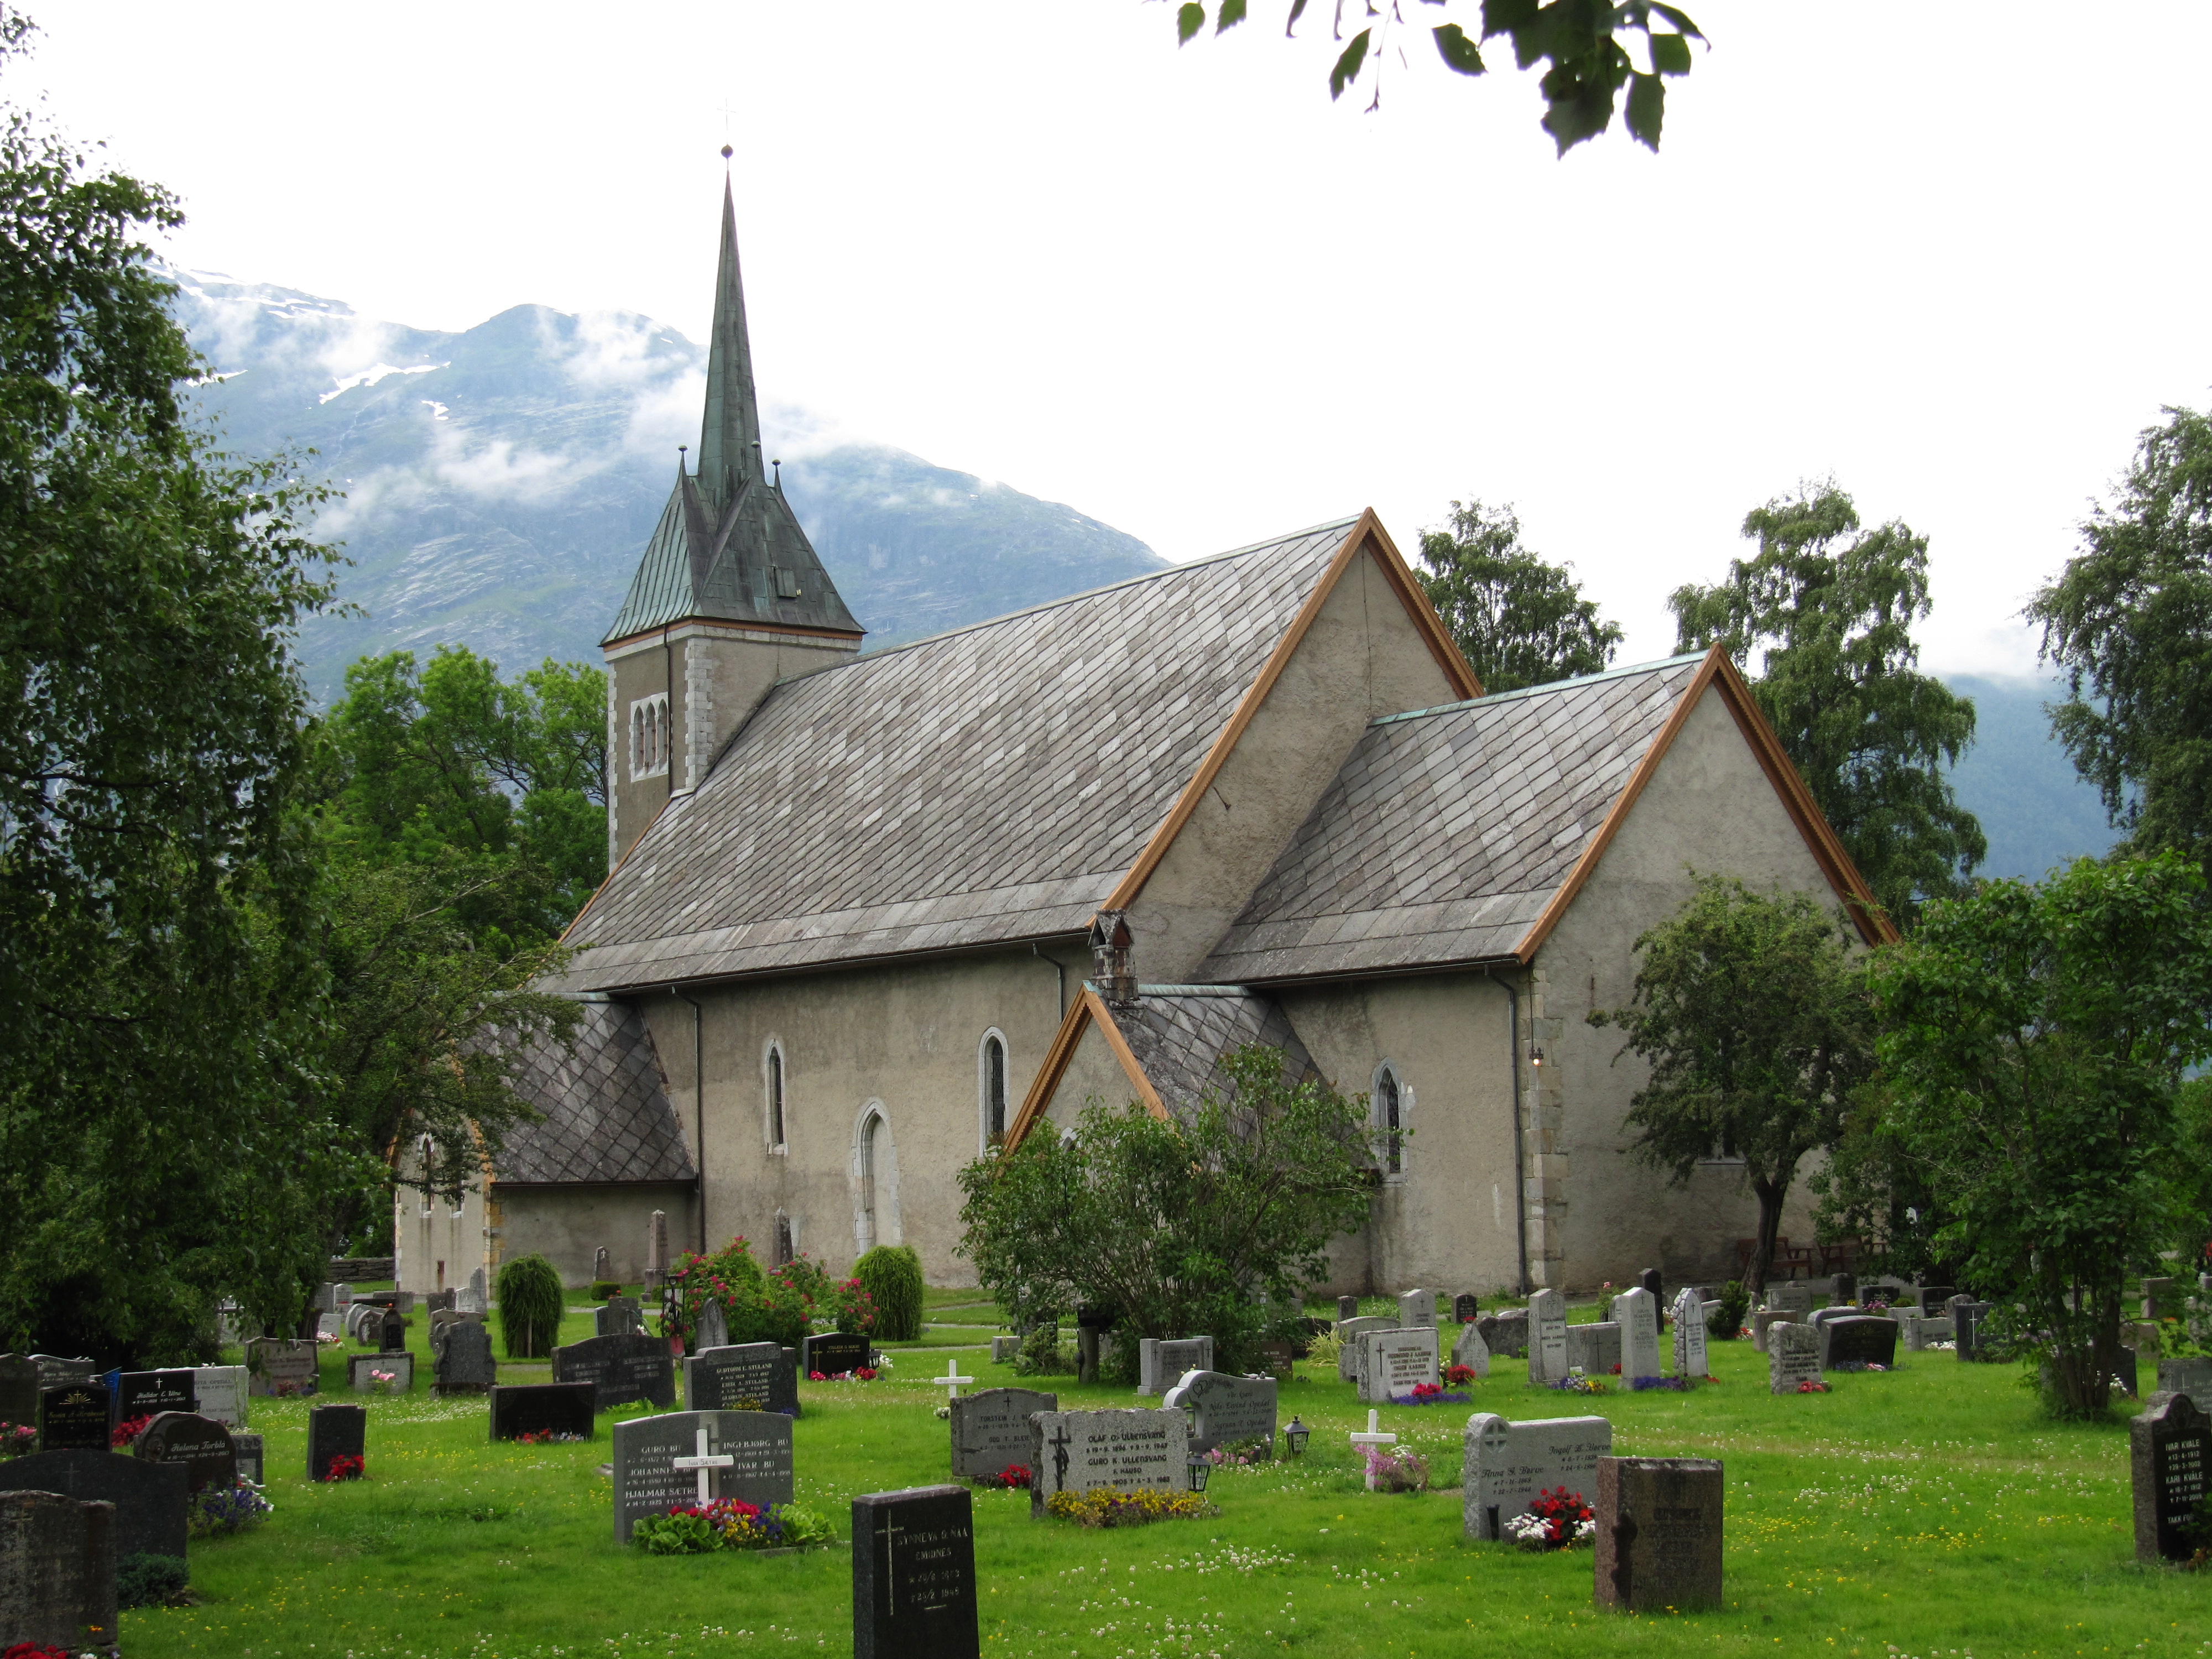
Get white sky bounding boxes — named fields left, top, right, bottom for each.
left=20, top=1, right=2212, bottom=673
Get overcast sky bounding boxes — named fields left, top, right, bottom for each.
left=20, top=1, right=2212, bottom=674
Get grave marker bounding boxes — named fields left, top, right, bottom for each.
left=686, top=1342, right=800, bottom=1415
left=1161, top=1371, right=1276, bottom=1457
left=1361, top=1328, right=1440, bottom=1403
left=114, top=1369, right=196, bottom=1422
left=1671, top=1288, right=1709, bottom=1379
left=0, top=1489, right=117, bottom=1652
left=1334, top=1318, right=1394, bottom=1384
left=1593, top=1456, right=1725, bottom=1611
left=377, top=1308, right=409, bottom=1353
left=1397, top=1288, right=1437, bottom=1331
left=1611, top=1290, right=1662, bottom=1383
left=989, top=1335, right=1019, bottom=1364
left=348, top=1352, right=415, bottom=1392
left=425, top=1288, right=456, bottom=1314
left=694, top=1300, right=730, bottom=1353
left=806, top=1331, right=872, bottom=1379
left=1462, top=1411, right=1611, bottom=1540
left=1349, top=1408, right=1397, bottom=1488
left=458, top=1266, right=488, bottom=1314
left=1831, top=1271, right=1858, bottom=1307
left=1769, top=1321, right=1823, bottom=1394
left=1953, top=1300, right=1995, bottom=1361
left=134, top=1411, right=237, bottom=1494
left=2157, top=1358, right=2212, bottom=1414
left=1528, top=1290, right=1571, bottom=1386
left=853, top=1484, right=980, bottom=1659
left=244, top=1337, right=320, bottom=1399
left=1750, top=1309, right=1798, bottom=1353
left=31, top=1355, right=96, bottom=1389
left=1453, top=1292, right=1481, bottom=1325
left=191, top=1365, right=248, bottom=1429
left=552, top=1332, right=677, bottom=1411
left=1917, top=1285, right=1955, bottom=1314
left=594, top=1246, right=612, bottom=1282
left=489, top=1383, right=597, bottom=1441
left=1823, top=1316, right=1899, bottom=1370
left=1480, top=1308, right=1528, bottom=1359
left=435, top=1320, right=498, bottom=1395
left=2131, top=1392, right=2210, bottom=1563
left=1450, top=1322, right=1491, bottom=1379
left=948, top=1387, right=1058, bottom=1479
left=644, top=1209, right=669, bottom=1291
left=232, top=1432, right=264, bottom=1486
left=933, top=1360, right=975, bottom=1406
left=0, top=1353, right=37, bottom=1430
left=1136, top=1337, right=1212, bottom=1396
left=307, top=1402, right=367, bottom=1481
left=37, top=1381, right=111, bottom=1452
left=612, top=1410, right=792, bottom=1542
left=1566, top=1321, right=1622, bottom=1378
left=0, top=1447, right=187, bottom=1559
left=1027, top=1407, right=1192, bottom=1514
left=595, top=1298, right=645, bottom=1339
left=1766, top=1284, right=1813, bottom=1316
left=1336, top=1295, right=1359, bottom=1322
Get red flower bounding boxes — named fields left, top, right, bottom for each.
left=808, top=1370, right=826, bottom=1381
left=326, top=1452, right=364, bottom=1481
left=855, top=1367, right=878, bottom=1381
left=111, top=1414, right=153, bottom=1449
left=6, top=1643, right=75, bottom=1659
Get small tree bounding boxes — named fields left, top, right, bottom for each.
left=1414, top=499, right=1623, bottom=694
left=853, top=1245, right=925, bottom=1342
left=957, top=1046, right=1376, bottom=1379
left=1870, top=853, right=2212, bottom=1417
left=495, top=1254, right=564, bottom=1359
left=1590, top=875, right=1875, bottom=1298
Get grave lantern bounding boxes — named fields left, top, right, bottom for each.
left=1284, top=1415, right=1310, bottom=1455
left=1186, top=1453, right=1211, bottom=1493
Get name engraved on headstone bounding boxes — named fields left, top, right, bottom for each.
left=1161, top=1371, right=1276, bottom=1457
left=1593, top=1456, right=1725, bottom=1611
left=1362, top=1328, right=1439, bottom=1404
left=853, top=1484, right=980, bottom=1659
left=686, top=1343, right=800, bottom=1416
left=114, top=1370, right=196, bottom=1422
left=948, top=1388, right=1058, bottom=1479
left=1397, top=1289, right=1437, bottom=1331
left=245, top=1337, right=319, bottom=1398
left=2132, top=1392, right=2211, bottom=1564
left=1769, top=1321, right=1823, bottom=1394
left=1027, top=1408, right=1192, bottom=1516
left=37, top=1383, right=111, bottom=1452
left=1452, top=1292, right=1480, bottom=1325
left=552, top=1333, right=677, bottom=1411
left=1462, top=1412, right=1612, bottom=1541
left=611, top=1410, right=793, bottom=1542
left=804, top=1332, right=871, bottom=1379
left=191, top=1365, right=249, bottom=1429
left=134, top=1411, right=237, bottom=1494
left=1528, top=1290, right=1570, bottom=1387
left=1136, top=1337, right=1213, bottom=1396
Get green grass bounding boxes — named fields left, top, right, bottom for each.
left=131, top=1316, right=2210, bottom=1659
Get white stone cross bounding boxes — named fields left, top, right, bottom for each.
left=1349, top=1407, right=1397, bottom=1490
left=934, top=1360, right=975, bottom=1402
left=670, top=1425, right=734, bottom=1505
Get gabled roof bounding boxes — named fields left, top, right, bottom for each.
left=489, top=1001, right=696, bottom=1185
left=555, top=517, right=1367, bottom=993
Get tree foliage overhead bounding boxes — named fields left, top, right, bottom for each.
left=1671, top=482, right=1985, bottom=928
left=1173, top=0, right=1705, bottom=153
left=2028, top=404, right=2212, bottom=884
left=1415, top=498, right=1623, bottom=694
left=957, top=1046, right=1377, bottom=1379
left=1590, top=874, right=1875, bottom=1297
left=1869, top=853, right=2212, bottom=1417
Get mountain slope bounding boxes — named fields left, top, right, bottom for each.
left=170, top=271, right=1165, bottom=701
left=1942, top=675, right=2121, bottom=883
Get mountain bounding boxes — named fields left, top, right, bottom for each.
left=169, top=270, right=1166, bottom=703
left=1942, top=675, right=2121, bottom=883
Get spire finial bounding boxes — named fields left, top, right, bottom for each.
left=720, top=143, right=733, bottom=161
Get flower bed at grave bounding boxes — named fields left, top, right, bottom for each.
left=0, top=1421, right=33, bottom=1459
left=633, top=1498, right=836, bottom=1555
left=1551, top=1371, right=1608, bottom=1395
left=1832, top=1361, right=1893, bottom=1373
left=111, top=1413, right=153, bottom=1448
left=974, top=1463, right=1033, bottom=1489
left=1443, top=1364, right=1478, bottom=1386
left=1389, top=1384, right=1470, bottom=1406
left=1361, top=1447, right=1430, bottom=1493
left=1794, top=1379, right=1832, bottom=1394
left=189, top=1479, right=274, bottom=1538
left=807, top=1367, right=879, bottom=1381
left=512, top=1430, right=588, bottom=1444
left=6, top=1643, right=76, bottom=1659
left=1503, top=1486, right=1595, bottom=1551
left=326, top=1452, right=366, bottom=1480
left=1044, top=1488, right=1217, bottom=1528
left=1630, top=1376, right=1700, bottom=1392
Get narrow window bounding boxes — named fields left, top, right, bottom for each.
left=774, top=1210, right=794, bottom=1267
left=629, top=694, right=671, bottom=781
left=984, top=1035, right=1006, bottom=1144
left=768, top=1045, right=786, bottom=1149
left=1378, top=1066, right=1403, bottom=1176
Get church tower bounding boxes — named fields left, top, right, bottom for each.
left=602, top=172, right=863, bottom=864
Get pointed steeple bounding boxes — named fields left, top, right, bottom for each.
left=695, top=174, right=763, bottom=513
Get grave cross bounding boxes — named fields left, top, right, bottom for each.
left=670, top=1424, right=734, bottom=1506
left=934, top=1360, right=975, bottom=1403
left=1349, top=1407, right=1397, bottom=1489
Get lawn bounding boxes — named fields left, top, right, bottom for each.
left=114, top=1299, right=2209, bottom=1659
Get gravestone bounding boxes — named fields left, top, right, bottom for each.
left=1638, top=1269, right=1665, bottom=1327
left=1452, top=1292, right=1480, bottom=1325
left=1611, top=1289, right=1662, bottom=1382
left=1335, top=1318, right=1394, bottom=1384
left=2157, top=1358, right=2212, bottom=1414
left=1162, top=1371, right=1276, bottom=1457
left=552, top=1332, right=677, bottom=1411
left=1671, top=1288, right=1709, bottom=1379
left=435, top=1321, right=498, bottom=1395
left=489, top=1382, right=597, bottom=1441
left=0, top=1353, right=36, bottom=1430
left=307, top=1402, right=367, bottom=1481
left=687, top=1343, right=801, bottom=1415
left=2131, top=1392, right=2210, bottom=1563
left=1766, top=1284, right=1813, bottom=1316
left=1918, top=1285, right=1955, bottom=1314
left=232, top=1432, right=264, bottom=1486
left=1254, top=1341, right=1296, bottom=1379
left=1953, top=1301, right=1995, bottom=1361
left=0, top=1447, right=187, bottom=1559
left=345, top=1303, right=378, bottom=1343
left=348, top=1352, right=414, bottom=1392
left=594, top=1245, right=612, bottom=1282
left=135, top=1411, right=237, bottom=1493
left=1751, top=1309, right=1798, bottom=1353
left=191, top=1365, right=248, bottom=1429
left=1336, top=1295, right=1359, bottom=1322
left=1136, top=1337, right=1213, bottom=1396
left=1831, top=1271, right=1858, bottom=1306
left=1362, top=1328, right=1440, bottom=1403
left=458, top=1266, right=488, bottom=1314
left=611, top=1409, right=792, bottom=1542
left=1769, top=1321, right=1823, bottom=1394
left=1528, top=1290, right=1571, bottom=1386
left=331, top=1281, right=354, bottom=1312
left=317, top=1310, right=343, bottom=1340
left=377, top=1308, right=409, bottom=1353
left=595, top=1297, right=644, bottom=1339
left=2109, top=1345, right=2141, bottom=1400
left=1450, top=1322, right=1491, bottom=1379
left=805, top=1332, right=872, bottom=1379
left=1480, top=1308, right=1528, bottom=1359
left=1397, top=1288, right=1437, bottom=1331
left=948, top=1387, right=1058, bottom=1479
left=1027, top=1407, right=1192, bottom=1515
left=429, top=1308, right=482, bottom=1356
left=644, top=1209, right=670, bottom=1291
left=1823, top=1316, right=1899, bottom=1370
left=989, top=1335, right=1019, bottom=1364
left=853, top=1484, right=980, bottom=1659
left=32, top=1355, right=96, bottom=1389
left=0, top=1489, right=117, bottom=1651
left=37, top=1381, right=111, bottom=1451
left=2143, top=1276, right=2182, bottom=1321
left=1593, top=1456, right=1725, bottom=1611
left=693, top=1300, right=730, bottom=1354
left=1461, top=1412, right=1612, bottom=1540
left=425, top=1288, right=456, bottom=1314
left=1566, top=1322, right=1622, bottom=1378
left=114, top=1369, right=196, bottom=1422
left=1075, top=1328, right=1100, bottom=1384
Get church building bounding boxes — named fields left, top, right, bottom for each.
left=394, top=184, right=1891, bottom=1300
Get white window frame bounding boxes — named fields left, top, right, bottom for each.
left=629, top=692, right=670, bottom=781
left=1373, top=1060, right=1410, bottom=1182
left=763, top=1040, right=789, bottom=1155
left=978, top=1028, right=1010, bottom=1151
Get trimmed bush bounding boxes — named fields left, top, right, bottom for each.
left=118, top=1551, right=190, bottom=1609
left=589, top=1280, right=620, bottom=1301
left=853, top=1244, right=924, bottom=1341
left=497, top=1254, right=565, bottom=1358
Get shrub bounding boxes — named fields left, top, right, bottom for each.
left=664, top=1237, right=807, bottom=1352
left=117, top=1552, right=190, bottom=1609
left=187, top=1480, right=273, bottom=1538
left=589, top=1280, right=620, bottom=1301
left=1014, top=1322, right=1072, bottom=1376
left=1714, top=1280, right=1750, bottom=1339
left=853, top=1245, right=924, bottom=1340
left=496, top=1254, right=565, bottom=1358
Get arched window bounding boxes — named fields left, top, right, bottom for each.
left=1375, top=1062, right=1404, bottom=1177
left=765, top=1042, right=787, bottom=1152
left=980, top=1031, right=1008, bottom=1147
left=629, top=693, right=670, bottom=780
left=853, top=1103, right=900, bottom=1254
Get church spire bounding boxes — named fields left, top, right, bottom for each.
left=695, top=161, right=763, bottom=512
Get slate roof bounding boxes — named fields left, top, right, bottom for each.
left=555, top=517, right=1361, bottom=993
left=1104, top=985, right=1318, bottom=1115
left=1196, top=655, right=1705, bottom=983
left=489, top=1001, right=696, bottom=1185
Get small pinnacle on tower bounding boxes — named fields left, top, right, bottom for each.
left=721, top=144, right=733, bottom=160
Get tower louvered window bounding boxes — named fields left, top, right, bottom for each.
left=629, top=693, right=670, bottom=780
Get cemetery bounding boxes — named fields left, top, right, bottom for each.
left=6, top=1280, right=2208, bottom=1657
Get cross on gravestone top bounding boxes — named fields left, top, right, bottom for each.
left=934, top=1361, right=975, bottom=1402
left=1349, top=1408, right=1398, bottom=1489
left=1396, top=1289, right=1437, bottom=1330
left=1452, top=1292, right=1481, bottom=1325
left=853, top=1484, right=981, bottom=1659
left=670, top=1423, right=737, bottom=1505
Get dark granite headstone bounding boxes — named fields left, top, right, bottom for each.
left=1918, top=1285, right=1955, bottom=1315
left=135, top=1411, right=237, bottom=1494
left=425, top=1288, right=457, bottom=1314
left=490, top=1382, right=597, bottom=1442
left=1452, top=1293, right=1480, bottom=1326
left=376, top=1308, right=409, bottom=1353
left=1831, top=1271, right=1858, bottom=1306
left=348, top=1351, right=414, bottom=1392
left=114, top=1369, right=196, bottom=1423
left=233, top=1432, right=265, bottom=1486
left=1823, top=1316, right=1898, bottom=1370
left=2110, top=1345, right=2141, bottom=1400
left=594, top=1297, right=644, bottom=1338
left=853, top=1484, right=980, bottom=1659
left=805, top=1332, right=871, bottom=1378
left=552, top=1332, right=676, bottom=1411
left=612, top=1410, right=793, bottom=1542
left=1162, top=1370, right=1277, bottom=1457
left=2131, top=1392, right=2210, bottom=1563
left=1478, top=1308, right=1529, bottom=1359
left=685, top=1343, right=800, bottom=1415
left=38, top=1381, right=111, bottom=1452
left=435, top=1320, right=497, bottom=1395
left=1336, top=1295, right=1359, bottom=1322
left=244, top=1336, right=319, bottom=1397
left=1637, top=1269, right=1665, bottom=1325
left=0, top=1353, right=38, bottom=1430
left=1593, top=1455, right=1725, bottom=1611
left=31, top=1355, right=97, bottom=1390
left=1254, top=1341, right=1296, bottom=1378
left=1953, top=1301, right=1994, bottom=1361
left=0, top=1447, right=188, bottom=1559
left=0, top=1489, right=117, bottom=1651
left=307, top=1402, right=367, bottom=1481
left=948, top=1387, right=1057, bottom=1480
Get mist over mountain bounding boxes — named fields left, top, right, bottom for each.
left=170, top=269, right=1165, bottom=703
